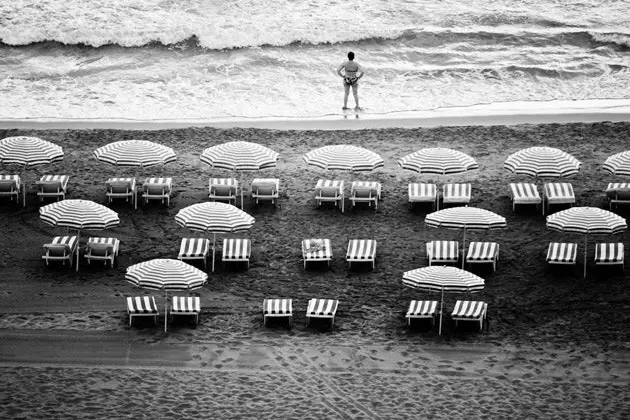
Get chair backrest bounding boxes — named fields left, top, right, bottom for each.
left=615, top=188, right=630, bottom=200
left=353, top=186, right=374, bottom=198
left=318, top=186, right=340, bottom=198
left=211, top=184, right=237, bottom=196
left=87, top=242, right=114, bottom=257
left=44, top=244, right=72, bottom=257
left=39, top=181, right=64, bottom=193
left=144, top=183, right=168, bottom=194
left=0, top=179, right=18, bottom=192
left=108, top=180, right=133, bottom=193
left=254, top=184, right=277, bottom=195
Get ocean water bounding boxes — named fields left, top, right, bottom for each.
left=0, top=0, right=629, bottom=121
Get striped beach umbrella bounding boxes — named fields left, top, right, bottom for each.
left=546, top=207, right=627, bottom=278
left=504, top=147, right=581, bottom=178
left=398, top=148, right=478, bottom=175
left=0, top=136, right=64, bottom=207
left=40, top=199, right=120, bottom=271
left=93, top=140, right=176, bottom=167
left=201, top=141, right=279, bottom=209
left=603, top=151, right=630, bottom=177
left=425, top=207, right=507, bottom=268
left=126, top=259, right=208, bottom=332
left=403, top=266, right=485, bottom=335
left=175, top=202, right=255, bottom=271
left=303, top=145, right=384, bottom=172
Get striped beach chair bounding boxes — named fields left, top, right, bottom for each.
left=306, top=298, right=339, bottom=328
left=0, top=175, right=21, bottom=206
left=451, top=300, right=487, bottom=331
left=222, top=238, right=252, bottom=269
left=350, top=181, right=381, bottom=211
left=426, top=240, right=459, bottom=266
left=142, top=177, right=172, bottom=206
left=251, top=178, right=279, bottom=206
left=314, top=179, right=344, bottom=213
left=346, top=239, right=377, bottom=270
left=302, top=238, right=332, bottom=269
left=594, top=243, right=624, bottom=270
left=170, top=296, right=201, bottom=325
left=42, top=235, right=78, bottom=267
left=178, top=238, right=210, bottom=268
left=406, top=300, right=439, bottom=327
left=465, top=242, right=500, bottom=272
left=442, top=183, right=471, bottom=207
left=263, top=298, right=293, bottom=327
left=85, top=237, right=120, bottom=268
left=509, top=182, right=541, bottom=212
left=546, top=242, right=577, bottom=266
left=209, top=177, right=238, bottom=205
left=105, top=177, right=136, bottom=208
left=605, top=183, right=630, bottom=211
left=126, top=296, right=158, bottom=326
left=408, top=182, right=437, bottom=210
left=543, top=182, right=575, bottom=215
left=36, top=175, right=69, bottom=202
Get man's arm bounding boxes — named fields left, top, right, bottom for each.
left=357, top=64, right=365, bottom=79
left=336, top=62, right=346, bottom=78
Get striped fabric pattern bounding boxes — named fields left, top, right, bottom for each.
left=425, top=207, right=507, bottom=230
left=302, top=239, right=332, bottom=260
left=171, top=296, right=201, bottom=314
left=408, top=183, right=437, bottom=201
left=315, top=179, right=344, bottom=192
left=126, top=258, right=208, bottom=291
left=40, top=199, right=120, bottom=230
left=304, top=145, right=384, bottom=172
left=144, top=177, right=172, bottom=188
left=200, top=141, right=279, bottom=171
left=602, top=151, right=630, bottom=176
left=106, top=177, right=135, bottom=189
left=606, top=182, right=630, bottom=193
left=426, top=240, right=459, bottom=264
left=93, top=140, right=176, bottom=167
left=546, top=242, right=577, bottom=263
left=307, top=298, right=339, bottom=316
left=406, top=300, right=438, bottom=317
left=346, top=239, right=377, bottom=261
left=38, top=174, right=69, bottom=188
left=87, top=236, right=119, bottom=249
left=546, top=207, right=627, bottom=235
left=222, top=238, right=251, bottom=260
left=209, top=177, right=238, bottom=188
left=466, top=242, right=499, bottom=261
left=398, top=148, right=479, bottom=175
left=504, top=147, right=581, bottom=178
left=127, top=296, right=158, bottom=314
left=0, top=174, right=20, bottom=186
left=351, top=181, right=381, bottom=197
left=594, top=243, right=624, bottom=263
left=263, top=298, right=293, bottom=315
left=544, top=182, right=575, bottom=202
left=175, top=202, right=255, bottom=233
left=0, top=136, right=64, bottom=166
left=402, top=266, right=485, bottom=293
left=510, top=182, right=541, bottom=203
left=451, top=300, right=486, bottom=319
left=442, top=183, right=471, bottom=203
left=48, top=235, right=78, bottom=250
left=178, top=238, right=210, bottom=258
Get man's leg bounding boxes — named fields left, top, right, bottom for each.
left=343, top=84, right=350, bottom=109
left=352, top=85, right=360, bottom=109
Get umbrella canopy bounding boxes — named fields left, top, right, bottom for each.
left=40, top=199, right=120, bottom=271
left=303, top=145, right=384, bottom=172
left=403, top=266, right=485, bottom=335
left=504, top=146, right=581, bottom=178
left=175, top=202, right=255, bottom=271
left=546, top=206, right=627, bottom=278
left=398, top=148, right=478, bottom=175
left=425, top=207, right=507, bottom=268
left=93, top=140, right=176, bottom=167
left=0, top=136, right=64, bottom=207
left=126, top=258, right=208, bottom=332
left=602, top=150, right=630, bottom=177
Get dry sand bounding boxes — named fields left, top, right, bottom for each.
left=0, top=121, right=629, bottom=419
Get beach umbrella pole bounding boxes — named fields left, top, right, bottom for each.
left=76, top=229, right=81, bottom=272
left=212, top=233, right=216, bottom=272
left=461, top=228, right=467, bottom=269
left=164, top=290, right=168, bottom=333
left=583, top=234, right=588, bottom=279
left=438, top=288, right=444, bottom=335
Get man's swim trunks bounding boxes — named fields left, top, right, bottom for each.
left=344, top=77, right=358, bottom=86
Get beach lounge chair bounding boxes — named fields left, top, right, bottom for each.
left=451, top=300, right=487, bottom=331
left=142, top=177, right=172, bottom=206
left=408, top=182, right=437, bottom=210
left=442, top=183, right=471, bottom=208
left=606, top=183, right=630, bottom=211
left=509, top=182, right=541, bottom=212
left=178, top=238, right=210, bottom=268
left=36, top=175, right=69, bottom=202
left=0, top=175, right=21, bottom=206
left=306, top=298, right=339, bottom=328
left=251, top=178, right=279, bottom=206
left=543, top=182, right=575, bottom=215
left=346, top=239, right=377, bottom=270
left=350, top=181, right=381, bottom=211
left=126, top=296, right=158, bottom=326
left=302, top=238, right=332, bottom=269
left=222, top=238, right=251, bottom=269
left=314, top=179, right=344, bottom=213
left=85, top=237, right=120, bottom=268
left=209, top=177, right=238, bottom=205
left=105, top=177, right=136, bottom=208
left=405, top=300, right=439, bottom=327
left=170, top=296, right=201, bottom=325
left=426, top=240, right=459, bottom=266
left=42, top=235, right=78, bottom=267
left=465, top=241, right=500, bottom=272
left=594, top=243, right=624, bottom=271
left=263, top=298, right=293, bottom=327
left=546, top=242, right=577, bottom=268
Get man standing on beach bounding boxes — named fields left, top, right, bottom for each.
left=337, top=52, right=364, bottom=110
